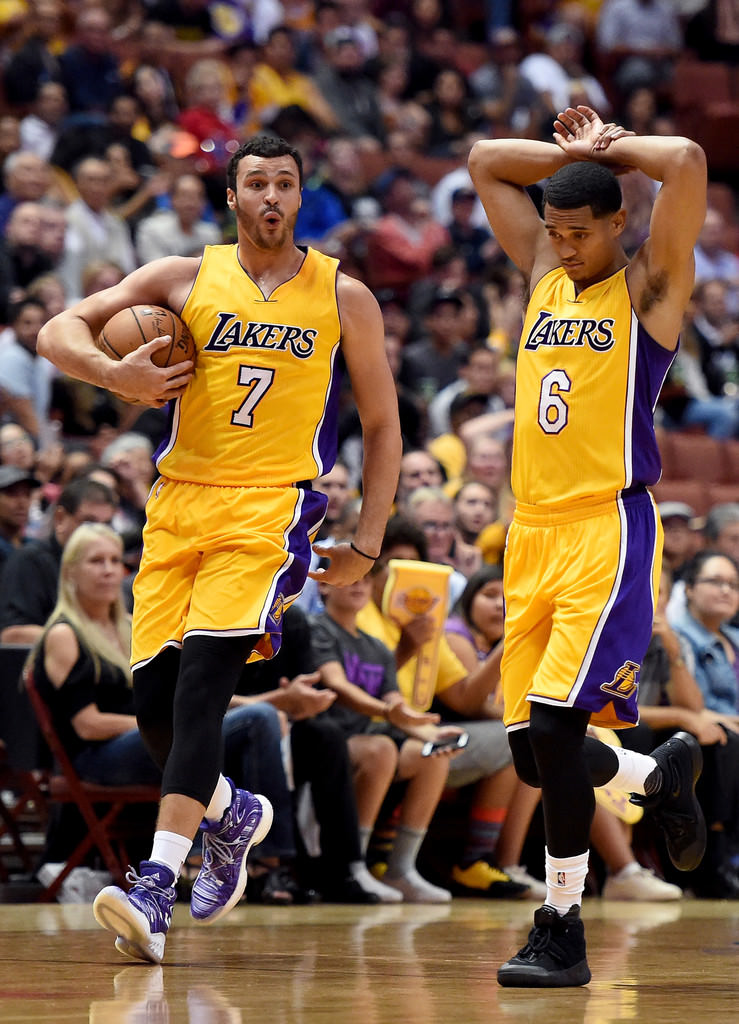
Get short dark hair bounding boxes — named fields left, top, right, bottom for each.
left=379, top=515, right=428, bottom=562
left=542, top=161, right=622, bottom=218
left=9, top=296, right=46, bottom=323
left=58, top=477, right=116, bottom=514
left=226, top=135, right=303, bottom=192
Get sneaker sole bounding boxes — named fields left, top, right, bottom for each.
left=664, top=732, right=707, bottom=872
left=497, top=959, right=591, bottom=987
left=192, top=794, right=274, bottom=926
left=93, top=887, right=165, bottom=964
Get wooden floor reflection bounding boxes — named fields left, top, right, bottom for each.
left=0, top=899, right=737, bottom=1023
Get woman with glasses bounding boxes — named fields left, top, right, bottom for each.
left=671, top=551, right=739, bottom=896
left=674, top=551, right=739, bottom=718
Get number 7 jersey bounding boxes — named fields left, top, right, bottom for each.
left=156, top=244, right=342, bottom=487
left=511, top=266, right=675, bottom=508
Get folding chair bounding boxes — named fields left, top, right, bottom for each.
left=23, top=667, right=160, bottom=902
left=0, top=645, right=49, bottom=882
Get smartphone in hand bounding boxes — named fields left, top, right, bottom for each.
left=421, top=732, right=469, bottom=758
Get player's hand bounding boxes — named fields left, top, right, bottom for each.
left=307, top=541, right=375, bottom=585
left=279, top=672, right=336, bottom=720
left=554, top=106, right=636, bottom=172
left=553, top=105, right=607, bottom=157
left=112, top=337, right=195, bottom=406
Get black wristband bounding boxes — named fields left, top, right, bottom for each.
left=350, top=541, right=379, bottom=561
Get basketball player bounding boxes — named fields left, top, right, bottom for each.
left=36, top=136, right=402, bottom=963
left=467, top=106, right=707, bottom=987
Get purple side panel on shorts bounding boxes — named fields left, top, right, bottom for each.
left=630, top=320, right=675, bottom=487
left=261, top=487, right=328, bottom=658
left=574, top=493, right=658, bottom=724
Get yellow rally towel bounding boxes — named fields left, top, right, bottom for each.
left=382, top=559, right=453, bottom=710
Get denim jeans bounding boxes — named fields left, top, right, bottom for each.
left=74, top=728, right=161, bottom=787
left=222, top=702, right=295, bottom=858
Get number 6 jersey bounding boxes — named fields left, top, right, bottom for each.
left=511, top=266, right=675, bottom=508
left=157, top=244, right=342, bottom=487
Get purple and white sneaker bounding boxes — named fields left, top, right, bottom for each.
left=93, top=861, right=176, bottom=964
left=190, top=783, right=273, bottom=925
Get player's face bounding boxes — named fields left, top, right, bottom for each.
left=228, top=155, right=302, bottom=251
left=544, top=204, right=625, bottom=287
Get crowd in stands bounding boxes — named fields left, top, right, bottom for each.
left=0, top=0, right=738, bottom=904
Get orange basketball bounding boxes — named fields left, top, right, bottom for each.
left=97, top=305, right=195, bottom=367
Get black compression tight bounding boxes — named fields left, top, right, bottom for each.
left=507, top=703, right=621, bottom=858
left=133, top=634, right=257, bottom=807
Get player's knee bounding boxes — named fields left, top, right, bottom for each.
left=508, top=728, right=540, bottom=786
left=528, top=703, right=588, bottom=775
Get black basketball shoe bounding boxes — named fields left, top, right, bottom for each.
left=630, top=731, right=706, bottom=872
left=497, top=904, right=591, bottom=988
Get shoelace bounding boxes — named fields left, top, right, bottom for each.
left=521, top=925, right=554, bottom=956
left=124, top=867, right=175, bottom=924
left=125, top=866, right=174, bottom=896
left=201, top=832, right=238, bottom=875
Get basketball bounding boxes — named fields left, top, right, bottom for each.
left=96, top=305, right=195, bottom=367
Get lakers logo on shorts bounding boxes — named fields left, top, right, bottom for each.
left=270, top=592, right=286, bottom=625
left=600, top=660, right=640, bottom=701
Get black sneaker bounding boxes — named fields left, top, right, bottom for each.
left=322, top=877, right=381, bottom=904
left=497, top=905, right=591, bottom=988
left=630, top=731, right=706, bottom=872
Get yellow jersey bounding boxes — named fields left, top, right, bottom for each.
left=157, top=244, right=342, bottom=487
left=512, top=267, right=674, bottom=508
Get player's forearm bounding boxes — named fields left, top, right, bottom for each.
left=595, top=135, right=705, bottom=184
left=37, top=311, right=117, bottom=391
left=469, top=138, right=571, bottom=189
left=355, top=421, right=402, bottom=559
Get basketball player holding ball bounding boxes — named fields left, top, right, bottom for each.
left=37, top=135, right=402, bottom=963
left=468, top=106, right=707, bottom=987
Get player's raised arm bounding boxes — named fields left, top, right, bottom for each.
left=467, top=136, right=573, bottom=284
left=554, top=105, right=706, bottom=346
left=36, top=257, right=198, bottom=405
left=310, top=274, right=401, bottom=586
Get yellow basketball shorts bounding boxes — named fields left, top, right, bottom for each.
left=131, top=477, right=327, bottom=670
left=501, top=488, right=663, bottom=732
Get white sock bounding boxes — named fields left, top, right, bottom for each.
left=350, top=862, right=403, bottom=902
left=149, top=830, right=193, bottom=879
left=545, top=848, right=589, bottom=915
left=204, top=774, right=233, bottom=823
left=603, top=746, right=659, bottom=796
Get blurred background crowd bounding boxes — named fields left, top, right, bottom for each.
left=0, top=0, right=738, bottom=906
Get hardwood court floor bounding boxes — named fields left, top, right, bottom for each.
left=0, top=899, right=737, bottom=1023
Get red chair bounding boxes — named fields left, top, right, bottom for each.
left=651, top=479, right=713, bottom=518
left=720, top=439, right=739, bottom=486
left=23, top=668, right=160, bottom=902
left=707, top=483, right=739, bottom=510
left=667, top=433, right=727, bottom=485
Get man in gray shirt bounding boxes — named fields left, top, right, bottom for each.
left=135, top=174, right=221, bottom=265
